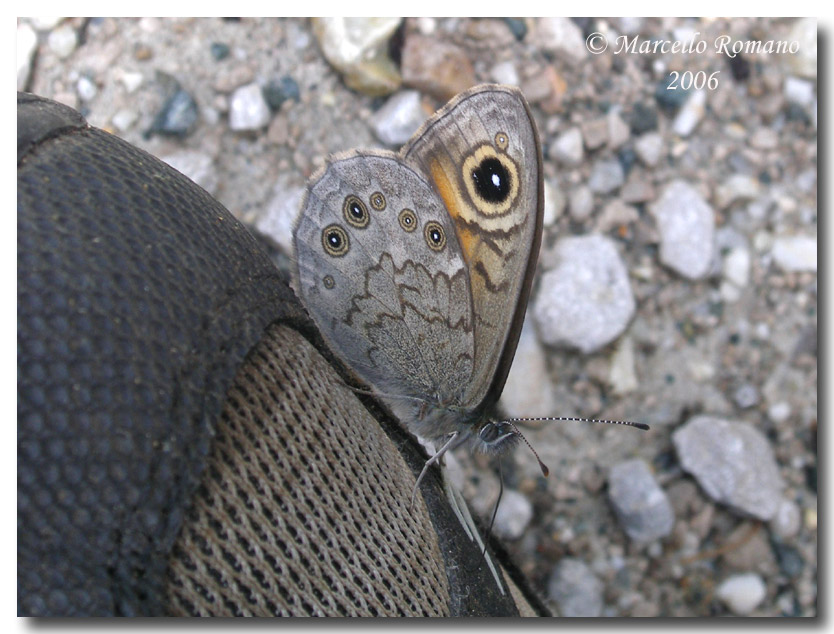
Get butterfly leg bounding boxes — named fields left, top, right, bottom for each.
left=410, top=431, right=460, bottom=509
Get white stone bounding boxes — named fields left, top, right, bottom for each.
left=723, top=247, right=751, bottom=288
left=767, top=401, right=791, bottom=423
left=672, top=89, right=707, bottom=137
left=17, top=23, right=38, bottom=90
left=650, top=180, right=715, bottom=280
left=634, top=132, right=664, bottom=167
left=715, top=174, right=761, bottom=210
left=492, top=489, right=533, bottom=540
left=607, top=111, right=630, bottom=149
left=784, top=76, right=815, bottom=107
left=76, top=76, right=97, bottom=101
left=111, top=108, right=138, bottom=133
left=119, top=71, right=144, bottom=93
left=47, top=24, right=77, bottom=58
left=490, top=60, right=520, bottom=86
left=29, top=17, right=63, bottom=30
left=783, top=17, right=817, bottom=79
left=533, top=17, right=588, bottom=64
left=500, top=318, right=557, bottom=419
left=312, top=17, right=402, bottom=95
left=549, top=127, right=583, bottom=165
left=772, top=236, right=817, bottom=272
left=716, top=573, right=767, bottom=615
left=542, top=180, right=564, bottom=226
left=229, top=83, right=272, bottom=131
left=257, top=177, right=307, bottom=254
left=770, top=498, right=801, bottom=539
left=608, top=335, right=638, bottom=395
left=161, top=150, right=218, bottom=195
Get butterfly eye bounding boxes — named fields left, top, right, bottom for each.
left=321, top=224, right=350, bottom=257
left=369, top=191, right=386, bottom=211
left=423, top=221, right=446, bottom=251
left=478, top=422, right=519, bottom=453
left=343, top=195, right=369, bottom=228
left=398, top=208, right=417, bottom=232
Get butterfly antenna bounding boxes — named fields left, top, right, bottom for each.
left=507, top=421, right=549, bottom=477
left=507, top=416, right=650, bottom=432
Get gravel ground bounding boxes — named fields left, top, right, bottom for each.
left=18, top=17, right=818, bottom=617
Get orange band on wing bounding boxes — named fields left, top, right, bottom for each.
left=429, top=158, right=477, bottom=264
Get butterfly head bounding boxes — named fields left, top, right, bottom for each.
left=475, top=419, right=549, bottom=477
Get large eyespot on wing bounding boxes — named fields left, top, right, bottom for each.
left=399, top=84, right=544, bottom=413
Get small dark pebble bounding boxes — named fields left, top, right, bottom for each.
left=655, top=73, right=690, bottom=112
left=571, top=17, right=594, bottom=36
left=502, top=18, right=528, bottom=41
left=785, top=102, right=811, bottom=125
left=145, top=89, right=199, bottom=139
left=210, top=42, right=230, bottom=61
left=263, top=76, right=300, bottom=111
left=728, top=54, right=751, bottom=82
left=617, top=147, right=638, bottom=174
left=804, top=464, right=816, bottom=493
left=629, top=102, right=658, bottom=133
left=773, top=542, right=804, bottom=578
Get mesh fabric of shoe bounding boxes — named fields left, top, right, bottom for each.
left=17, top=92, right=543, bottom=617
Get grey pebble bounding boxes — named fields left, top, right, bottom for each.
left=608, top=459, right=675, bottom=543
left=733, top=383, right=759, bottom=409
left=672, top=415, right=784, bottom=520
left=533, top=234, right=634, bottom=354
left=568, top=185, right=594, bottom=221
left=549, top=127, right=583, bottom=165
left=548, top=557, right=603, bottom=617
left=588, top=158, right=625, bottom=194
left=369, top=90, right=426, bottom=146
